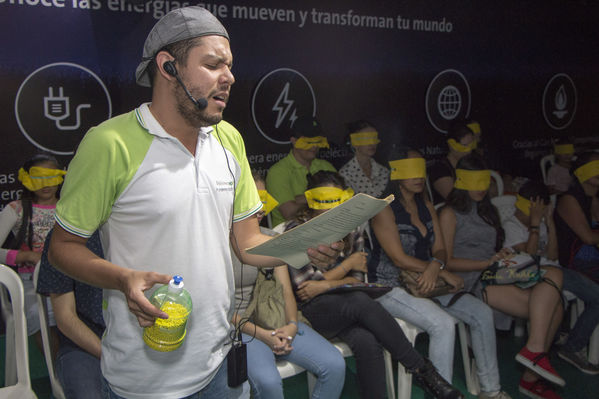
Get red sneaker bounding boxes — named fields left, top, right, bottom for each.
left=519, top=378, right=562, bottom=399
left=515, top=347, right=565, bottom=386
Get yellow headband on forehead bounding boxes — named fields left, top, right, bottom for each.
left=18, top=166, right=66, bottom=192
left=554, top=144, right=574, bottom=155
left=294, top=136, right=329, bottom=150
left=258, top=190, right=279, bottom=216
left=350, top=131, right=380, bottom=146
left=574, top=160, right=599, bottom=183
left=515, top=195, right=532, bottom=216
left=447, top=138, right=475, bottom=153
left=389, top=158, right=426, bottom=180
left=467, top=122, right=481, bottom=135
left=304, top=186, right=354, bottom=210
left=454, top=169, right=491, bottom=191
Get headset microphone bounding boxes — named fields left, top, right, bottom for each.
left=163, top=61, right=208, bottom=110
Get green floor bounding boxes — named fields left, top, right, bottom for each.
left=1, top=330, right=597, bottom=398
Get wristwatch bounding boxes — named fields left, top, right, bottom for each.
left=431, top=257, right=446, bottom=270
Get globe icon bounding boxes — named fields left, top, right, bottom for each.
left=437, top=85, right=462, bottom=120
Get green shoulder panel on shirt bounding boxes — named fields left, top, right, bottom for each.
left=56, top=110, right=153, bottom=237
left=212, top=120, right=261, bottom=222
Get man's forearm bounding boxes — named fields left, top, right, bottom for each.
left=49, top=225, right=127, bottom=291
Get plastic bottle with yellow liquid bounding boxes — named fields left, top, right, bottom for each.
left=143, top=275, right=193, bottom=352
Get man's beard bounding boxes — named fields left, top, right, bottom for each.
left=174, top=85, right=222, bottom=127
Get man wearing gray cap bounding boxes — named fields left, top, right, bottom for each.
left=49, top=6, right=341, bottom=399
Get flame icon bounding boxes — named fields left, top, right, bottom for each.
left=553, top=85, right=568, bottom=119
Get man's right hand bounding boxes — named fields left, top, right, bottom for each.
left=118, top=269, right=171, bottom=327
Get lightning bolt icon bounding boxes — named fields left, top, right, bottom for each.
left=272, top=83, right=297, bottom=129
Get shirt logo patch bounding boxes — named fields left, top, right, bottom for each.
left=216, top=180, right=234, bottom=192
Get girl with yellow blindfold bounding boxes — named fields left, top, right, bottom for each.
left=0, top=154, right=64, bottom=346
left=430, top=121, right=476, bottom=203
left=339, top=120, right=390, bottom=198
left=1, top=154, right=64, bottom=268
left=284, top=170, right=462, bottom=399
left=439, top=155, right=566, bottom=392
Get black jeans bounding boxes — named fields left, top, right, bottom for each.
left=301, top=291, right=424, bottom=399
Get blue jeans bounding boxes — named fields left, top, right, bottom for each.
left=562, top=267, right=599, bottom=352
left=56, top=343, right=102, bottom=399
left=243, top=321, right=345, bottom=399
left=377, top=287, right=456, bottom=382
left=436, top=293, right=501, bottom=394
left=101, top=356, right=247, bottom=399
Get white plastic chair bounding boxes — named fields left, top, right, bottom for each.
left=490, top=195, right=517, bottom=223
left=490, top=170, right=504, bottom=197
left=0, top=276, right=17, bottom=386
left=276, top=359, right=316, bottom=394
left=0, top=264, right=37, bottom=398
left=588, top=324, right=599, bottom=365
left=383, top=318, right=480, bottom=399
left=540, top=154, right=555, bottom=185
left=331, top=338, right=395, bottom=398
left=33, top=263, right=66, bottom=399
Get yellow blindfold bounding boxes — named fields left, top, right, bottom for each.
left=389, top=158, right=426, bottom=180
left=447, top=139, right=475, bottom=153
left=18, top=166, right=66, bottom=192
left=304, top=187, right=354, bottom=210
left=554, top=144, right=574, bottom=155
left=515, top=195, right=532, bottom=216
left=467, top=122, right=481, bottom=135
left=350, top=131, right=380, bottom=146
left=574, top=160, right=599, bottom=183
left=454, top=169, right=491, bottom=191
left=258, top=190, right=279, bottom=216
left=294, top=136, right=330, bottom=150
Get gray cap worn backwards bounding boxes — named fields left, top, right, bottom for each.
left=135, top=6, right=229, bottom=87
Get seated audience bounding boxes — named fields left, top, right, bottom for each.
left=438, top=154, right=565, bottom=399
left=338, top=120, right=389, bottom=198
left=370, top=147, right=511, bottom=399
left=37, top=229, right=105, bottom=399
left=546, top=139, right=575, bottom=194
left=232, top=173, right=346, bottom=399
left=503, top=180, right=599, bottom=375
left=284, top=171, right=463, bottom=399
left=428, top=121, right=476, bottom=204
left=266, top=116, right=336, bottom=227
left=555, top=150, right=599, bottom=284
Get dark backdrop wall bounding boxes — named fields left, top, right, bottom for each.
left=1, top=0, right=598, bottom=209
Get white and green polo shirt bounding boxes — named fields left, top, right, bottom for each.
left=56, top=103, right=261, bottom=399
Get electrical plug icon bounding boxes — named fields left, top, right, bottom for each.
left=43, top=86, right=91, bottom=131
left=44, top=87, right=70, bottom=121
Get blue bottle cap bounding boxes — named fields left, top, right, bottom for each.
left=173, top=275, right=183, bottom=285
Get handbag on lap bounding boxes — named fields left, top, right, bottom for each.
left=243, top=268, right=310, bottom=330
left=398, top=269, right=453, bottom=298
left=479, top=252, right=543, bottom=289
